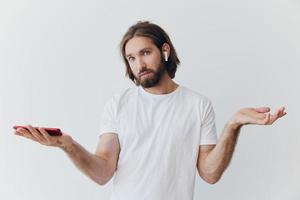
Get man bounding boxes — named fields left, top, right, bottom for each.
left=15, top=21, right=286, bottom=200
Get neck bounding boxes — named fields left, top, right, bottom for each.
left=142, top=72, right=178, bottom=95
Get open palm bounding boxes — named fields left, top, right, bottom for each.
left=15, top=125, right=73, bottom=148
left=232, top=107, right=286, bottom=126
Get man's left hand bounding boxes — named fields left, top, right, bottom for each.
left=229, top=107, right=287, bottom=130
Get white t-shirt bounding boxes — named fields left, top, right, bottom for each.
left=99, top=85, right=218, bottom=200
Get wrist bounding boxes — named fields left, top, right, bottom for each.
left=60, top=137, right=75, bottom=152
left=227, top=118, right=242, bottom=131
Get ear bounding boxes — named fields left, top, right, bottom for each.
left=161, top=43, right=171, bottom=56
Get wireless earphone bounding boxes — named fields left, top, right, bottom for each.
left=163, top=51, right=168, bottom=62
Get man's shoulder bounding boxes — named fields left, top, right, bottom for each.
left=180, top=85, right=212, bottom=104
left=109, top=87, right=138, bottom=103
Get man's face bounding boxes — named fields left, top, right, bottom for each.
left=125, top=36, right=166, bottom=88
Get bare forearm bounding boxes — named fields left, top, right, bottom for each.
left=61, top=140, right=111, bottom=185
left=204, top=123, right=241, bottom=180
left=200, top=106, right=286, bottom=183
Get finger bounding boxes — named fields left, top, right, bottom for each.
left=16, top=127, right=31, bottom=135
left=268, top=115, right=278, bottom=124
left=254, top=107, right=270, bottom=113
left=275, top=107, right=286, bottom=118
left=14, top=130, right=23, bottom=136
left=15, top=130, right=38, bottom=142
left=38, top=128, right=52, bottom=143
left=254, top=112, right=268, bottom=120
left=279, top=106, right=285, bottom=112
left=267, top=107, right=287, bottom=124
left=252, top=113, right=269, bottom=125
left=278, top=107, right=287, bottom=118
left=268, top=110, right=282, bottom=124
left=26, top=125, right=46, bottom=142
left=15, top=130, right=27, bottom=136
left=15, top=127, right=25, bottom=133
left=262, top=113, right=271, bottom=125
left=278, top=112, right=287, bottom=118
left=277, top=111, right=284, bottom=118
left=282, top=111, right=287, bottom=116
left=275, top=109, right=281, bottom=117
left=245, top=109, right=267, bottom=120
left=23, top=133, right=38, bottom=141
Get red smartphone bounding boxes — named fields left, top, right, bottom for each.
left=13, top=126, right=62, bottom=136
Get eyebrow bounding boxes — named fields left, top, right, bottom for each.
left=126, top=47, right=153, bottom=58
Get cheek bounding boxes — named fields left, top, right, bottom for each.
left=129, top=64, right=139, bottom=75
left=146, top=54, right=162, bottom=66
left=155, top=53, right=163, bottom=65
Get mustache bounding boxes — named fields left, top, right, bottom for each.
left=138, top=68, right=154, bottom=76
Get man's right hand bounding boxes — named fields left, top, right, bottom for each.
left=14, top=125, right=73, bottom=149
left=15, top=125, right=120, bottom=185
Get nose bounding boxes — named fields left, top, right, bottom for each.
left=136, top=57, right=146, bottom=71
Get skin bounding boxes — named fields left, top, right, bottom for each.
left=125, top=36, right=176, bottom=94
left=15, top=36, right=287, bottom=185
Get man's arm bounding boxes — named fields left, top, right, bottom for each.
left=62, top=133, right=120, bottom=185
left=197, top=107, right=286, bottom=184
left=15, top=126, right=120, bottom=185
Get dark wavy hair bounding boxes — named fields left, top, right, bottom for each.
left=120, top=21, right=180, bottom=85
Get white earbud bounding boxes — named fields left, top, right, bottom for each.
left=164, top=51, right=168, bottom=62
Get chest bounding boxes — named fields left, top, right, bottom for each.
left=117, top=97, right=201, bottom=154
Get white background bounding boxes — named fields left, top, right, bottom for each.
left=0, top=0, right=299, bottom=199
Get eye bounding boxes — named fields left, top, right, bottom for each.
left=143, top=50, right=151, bottom=56
left=127, top=56, right=135, bottom=62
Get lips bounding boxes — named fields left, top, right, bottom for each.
left=139, top=71, right=152, bottom=77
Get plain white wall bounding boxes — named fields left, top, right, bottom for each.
left=1, top=0, right=299, bottom=199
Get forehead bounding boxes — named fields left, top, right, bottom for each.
left=125, top=36, right=157, bottom=55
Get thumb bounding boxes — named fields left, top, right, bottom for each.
left=254, top=107, right=270, bottom=113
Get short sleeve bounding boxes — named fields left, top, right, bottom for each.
left=199, top=100, right=218, bottom=145
left=99, top=96, right=119, bottom=137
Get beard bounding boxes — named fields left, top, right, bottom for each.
left=135, top=62, right=166, bottom=88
